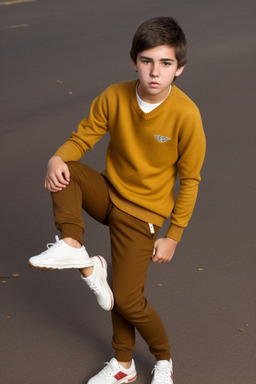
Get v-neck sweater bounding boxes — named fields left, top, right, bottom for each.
left=55, top=80, right=206, bottom=241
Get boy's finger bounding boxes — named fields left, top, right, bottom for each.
left=152, top=256, right=163, bottom=263
left=151, top=250, right=161, bottom=263
left=63, top=166, right=70, bottom=182
left=56, top=170, right=69, bottom=185
left=151, top=248, right=157, bottom=262
left=45, top=181, right=58, bottom=193
left=50, top=174, right=67, bottom=188
left=48, top=177, right=64, bottom=191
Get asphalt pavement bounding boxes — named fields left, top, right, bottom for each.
left=1, top=0, right=256, bottom=383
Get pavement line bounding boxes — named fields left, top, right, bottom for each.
left=0, top=0, right=36, bottom=5
left=0, top=23, right=29, bottom=30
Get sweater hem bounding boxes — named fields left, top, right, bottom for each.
left=105, top=180, right=166, bottom=227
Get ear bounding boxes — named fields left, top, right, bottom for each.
left=131, top=57, right=138, bottom=72
left=175, top=65, right=185, bottom=78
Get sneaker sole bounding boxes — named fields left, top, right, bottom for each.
left=88, top=372, right=136, bottom=384
left=96, top=256, right=114, bottom=311
left=28, top=261, right=93, bottom=270
left=117, top=373, right=137, bottom=383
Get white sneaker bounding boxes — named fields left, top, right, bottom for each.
left=151, top=360, right=173, bottom=384
left=87, top=358, right=137, bottom=384
left=81, top=256, right=114, bottom=311
left=28, top=236, right=93, bottom=270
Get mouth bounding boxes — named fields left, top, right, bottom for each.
left=149, top=81, right=160, bottom=87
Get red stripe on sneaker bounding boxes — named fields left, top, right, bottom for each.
left=114, top=371, right=127, bottom=380
left=128, top=374, right=137, bottom=382
left=97, top=255, right=104, bottom=268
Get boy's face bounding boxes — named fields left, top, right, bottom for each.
left=131, top=45, right=184, bottom=104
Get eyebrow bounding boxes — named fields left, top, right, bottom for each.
left=139, top=55, right=175, bottom=62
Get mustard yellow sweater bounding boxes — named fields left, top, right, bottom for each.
left=55, top=80, right=206, bottom=241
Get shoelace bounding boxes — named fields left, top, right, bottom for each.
left=99, top=362, right=118, bottom=378
left=86, top=279, right=100, bottom=294
left=152, top=365, right=172, bottom=383
left=45, top=236, right=61, bottom=252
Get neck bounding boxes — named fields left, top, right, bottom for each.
left=137, top=82, right=171, bottom=104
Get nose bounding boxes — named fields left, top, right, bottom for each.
left=150, top=63, right=159, bottom=78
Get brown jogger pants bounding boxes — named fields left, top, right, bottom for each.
left=51, top=161, right=171, bottom=362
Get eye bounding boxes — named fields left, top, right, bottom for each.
left=162, top=61, right=171, bottom=67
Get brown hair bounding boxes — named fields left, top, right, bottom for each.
left=130, top=17, right=187, bottom=68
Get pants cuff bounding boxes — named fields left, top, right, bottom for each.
left=155, top=352, right=171, bottom=361
left=58, top=224, right=83, bottom=245
left=115, top=350, right=133, bottom=362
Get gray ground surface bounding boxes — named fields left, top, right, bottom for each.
left=1, top=0, right=255, bottom=383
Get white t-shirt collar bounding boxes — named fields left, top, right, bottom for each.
left=136, top=83, right=172, bottom=113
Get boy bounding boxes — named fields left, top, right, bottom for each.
left=29, top=17, right=206, bottom=383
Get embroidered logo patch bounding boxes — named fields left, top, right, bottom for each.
left=154, top=134, right=171, bottom=143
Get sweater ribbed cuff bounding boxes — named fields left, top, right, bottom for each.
left=165, top=224, right=184, bottom=242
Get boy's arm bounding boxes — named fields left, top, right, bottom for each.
left=153, top=107, right=206, bottom=262
left=44, top=91, right=110, bottom=191
left=54, top=91, right=109, bottom=162
left=168, top=107, right=206, bottom=239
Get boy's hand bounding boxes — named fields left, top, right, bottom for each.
left=44, top=156, right=70, bottom=192
left=152, top=237, right=178, bottom=263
